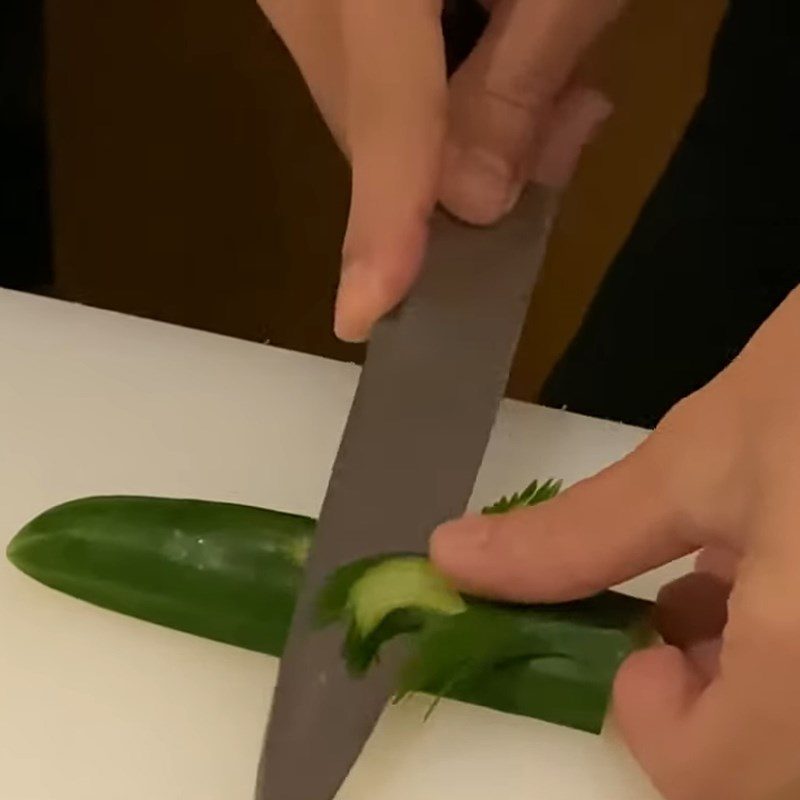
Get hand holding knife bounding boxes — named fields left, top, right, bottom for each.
left=254, top=182, right=559, bottom=799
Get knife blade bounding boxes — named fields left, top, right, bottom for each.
left=254, top=184, right=558, bottom=800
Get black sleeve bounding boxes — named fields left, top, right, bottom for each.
left=539, top=0, right=800, bottom=429
left=0, top=0, right=52, bottom=291
left=442, top=0, right=489, bottom=76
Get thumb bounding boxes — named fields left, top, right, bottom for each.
left=334, top=0, right=446, bottom=342
left=430, top=443, right=696, bottom=603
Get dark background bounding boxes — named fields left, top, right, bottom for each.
left=1, top=0, right=725, bottom=399
left=1, top=1, right=51, bottom=291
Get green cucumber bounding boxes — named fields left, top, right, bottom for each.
left=319, top=555, right=654, bottom=731
left=7, top=489, right=653, bottom=733
left=346, top=556, right=467, bottom=640
left=7, top=496, right=312, bottom=656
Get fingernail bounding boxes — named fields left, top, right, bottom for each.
left=432, top=515, right=491, bottom=552
left=535, top=89, right=613, bottom=189
left=334, top=260, right=378, bottom=343
left=441, top=144, right=521, bottom=225
left=687, top=638, right=722, bottom=683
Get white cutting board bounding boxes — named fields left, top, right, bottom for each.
left=0, top=289, right=681, bottom=799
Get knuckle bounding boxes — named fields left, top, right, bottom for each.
left=649, top=388, right=750, bottom=533
left=651, top=755, right=771, bottom=800
left=534, top=521, right=603, bottom=599
left=640, top=746, right=708, bottom=800
left=480, top=68, right=555, bottom=115
left=490, top=510, right=599, bottom=601
left=450, top=55, right=555, bottom=118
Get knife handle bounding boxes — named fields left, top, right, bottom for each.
left=442, top=0, right=490, bottom=75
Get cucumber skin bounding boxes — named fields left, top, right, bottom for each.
left=7, top=496, right=312, bottom=657
left=7, top=496, right=653, bottom=733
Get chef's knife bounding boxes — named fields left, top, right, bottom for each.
left=253, top=183, right=559, bottom=800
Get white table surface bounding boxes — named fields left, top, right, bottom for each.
left=0, top=288, right=682, bottom=799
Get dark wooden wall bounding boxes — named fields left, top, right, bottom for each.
left=45, top=0, right=725, bottom=398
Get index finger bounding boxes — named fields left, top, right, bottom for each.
left=335, top=0, right=447, bottom=341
